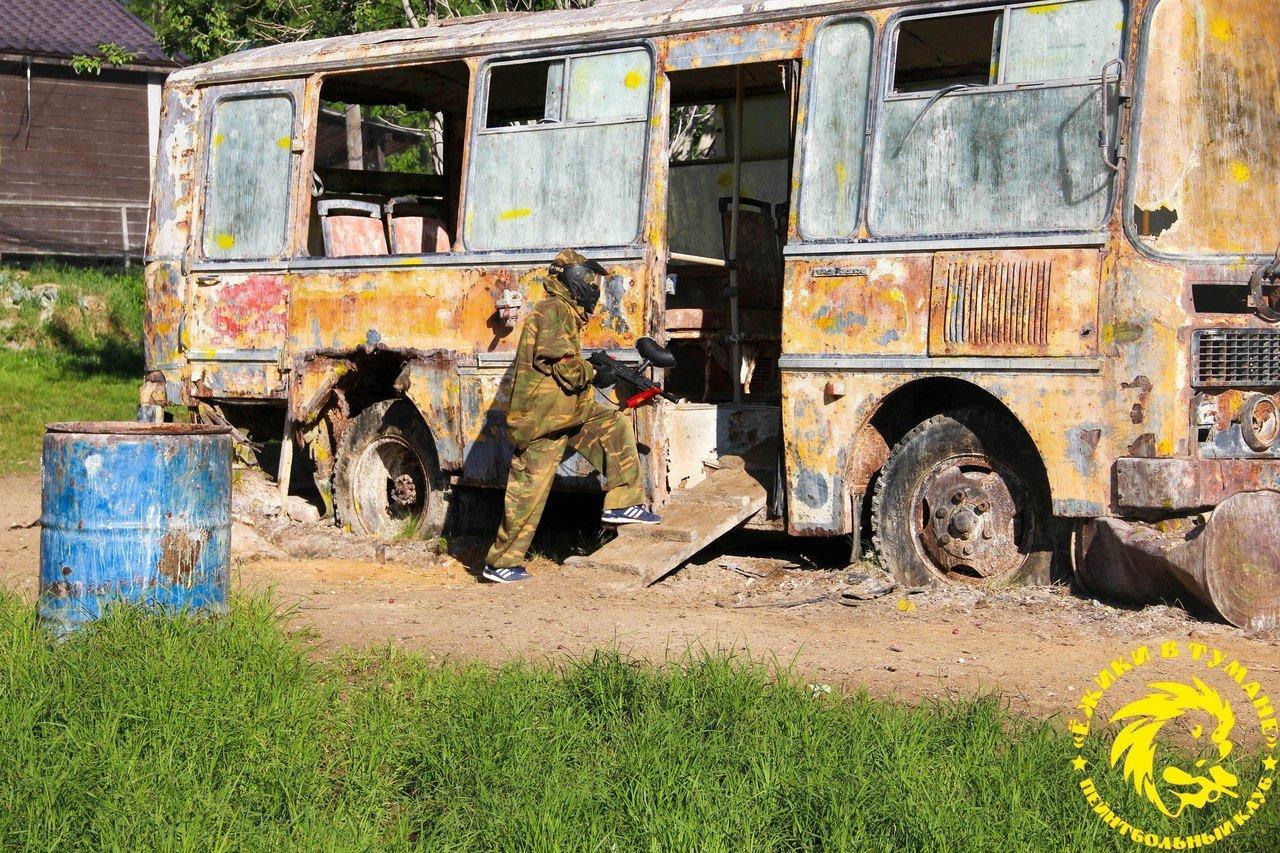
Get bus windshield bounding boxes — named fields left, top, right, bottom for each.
left=1132, top=0, right=1280, bottom=259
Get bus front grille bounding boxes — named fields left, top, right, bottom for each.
left=1193, top=329, right=1280, bottom=388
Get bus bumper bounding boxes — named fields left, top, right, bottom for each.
left=1114, top=456, right=1280, bottom=511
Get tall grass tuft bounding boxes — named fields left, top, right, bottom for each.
left=0, top=591, right=1275, bottom=851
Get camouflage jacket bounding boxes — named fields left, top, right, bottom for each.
left=505, top=275, right=597, bottom=451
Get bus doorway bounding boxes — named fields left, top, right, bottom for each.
left=660, top=62, right=794, bottom=496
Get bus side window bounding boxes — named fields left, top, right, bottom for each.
left=796, top=18, right=875, bottom=241
left=203, top=95, right=295, bottom=260
left=869, top=0, right=1124, bottom=238
left=465, top=48, right=652, bottom=252
left=310, top=61, right=471, bottom=258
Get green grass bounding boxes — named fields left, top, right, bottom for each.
left=2, top=593, right=1275, bottom=851
left=0, top=352, right=141, bottom=475
left=0, top=264, right=144, bottom=475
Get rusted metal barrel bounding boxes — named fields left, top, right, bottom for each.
left=1077, top=491, right=1280, bottom=631
left=39, top=422, right=232, bottom=634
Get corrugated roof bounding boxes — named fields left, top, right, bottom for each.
left=0, top=0, right=178, bottom=66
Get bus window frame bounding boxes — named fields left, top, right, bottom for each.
left=857, top=0, right=1128, bottom=244
left=463, top=42, right=657, bottom=253
left=792, top=13, right=880, bottom=244
left=194, top=86, right=302, bottom=266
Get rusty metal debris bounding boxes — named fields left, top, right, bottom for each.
left=1078, top=491, right=1280, bottom=631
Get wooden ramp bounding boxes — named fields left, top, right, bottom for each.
left=566, top=465, right=768, bottom=586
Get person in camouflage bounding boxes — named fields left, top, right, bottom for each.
left=483, top=249, right=662, bottom=584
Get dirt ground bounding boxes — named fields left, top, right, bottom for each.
left=4, top=471, right=1278, bottom=717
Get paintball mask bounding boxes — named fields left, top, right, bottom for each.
left=551, top=250, right=607, bottom=314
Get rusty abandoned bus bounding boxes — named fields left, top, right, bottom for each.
left=141, top=0, right=1280, bottom=627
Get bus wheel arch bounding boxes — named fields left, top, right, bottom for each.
left=852, top=380, right=1053, bottom=587
left=294, top=351, right=457, bottom=539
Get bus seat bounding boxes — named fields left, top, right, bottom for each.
left=719, top=197, right=783, bottom=311
left=666, top=307, right=724, bottom=335
left=386, top=197, right=450, bottom=254
left=665, top=307, right=777, bottom=338
left=317, top=198, right=389, bottom=257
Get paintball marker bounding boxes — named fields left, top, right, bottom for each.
left=588, top=336, right=679, bottom=409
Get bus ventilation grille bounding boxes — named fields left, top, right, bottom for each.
left=1194, top=329, right=1280, bottom=388
left=942, top=259, right=1051, bottom=347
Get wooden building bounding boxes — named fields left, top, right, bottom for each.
left=0, top=0, right=181, bottom=261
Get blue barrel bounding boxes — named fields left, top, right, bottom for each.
left=39, top=422, right=232, bottom=634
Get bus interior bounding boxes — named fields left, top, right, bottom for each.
left=308, top=61, right=470, bottom=259
left=661, top=61, right=795, bottom=496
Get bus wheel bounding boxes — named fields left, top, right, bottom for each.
left=871, top=408, right=1050, bottom=587
left=333, top=399, right=445, bottom=539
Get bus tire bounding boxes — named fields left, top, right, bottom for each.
left=333, top=399, right=446, bottom=539
left=871, top=408, right=1051, bottom=588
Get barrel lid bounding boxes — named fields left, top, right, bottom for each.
left=45, top=421, right=232, bottom=436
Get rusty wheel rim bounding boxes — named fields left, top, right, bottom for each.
left=911, top=453, right=1031, bottom=585
left=351, top=435, right=428, bottom=535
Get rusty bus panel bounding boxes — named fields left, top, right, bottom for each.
left=187, top=274, right=289, bottom=354
left=402, top=356, right=466, bottom=471
left=783, top=365, right=1110, bottom=536
left=457, top=364, right=514, bottom=485
left=663, top=19, right=809, bottom=71
left=289, top=356, right=352, bottom=424
left=188, top=361, right=287, bottom=401
left=286, top=261, right=646, bottom=359
left=147, top=81, right=198, bottom=260
left=927, top=249, right=1100, bottom=358
left=784, top=256, right=932, bottom=356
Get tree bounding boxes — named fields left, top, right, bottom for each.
left=127, top=0, right=596, bottom=64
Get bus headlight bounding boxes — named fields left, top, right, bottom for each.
left=1240, top=393, right=1280, bottom=452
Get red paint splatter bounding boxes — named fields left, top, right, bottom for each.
left=209, top=275, right=287, bottom=342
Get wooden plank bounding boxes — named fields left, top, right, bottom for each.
left=565, top=466, right=768, bottom=585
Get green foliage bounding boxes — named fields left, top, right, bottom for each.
left=127, top=0, right=596, bottom=64
left=0, top=264, right=144, bottom=474
left=70, top=42, right=142, bottom=75
left=1, top=592, right=1276, bottom=850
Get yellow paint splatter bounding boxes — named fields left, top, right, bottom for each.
left=1026, top=2, right=1064, bottom=14
left=834, top=161, right=848, bottom=187
left=1209, top=16, right=1234, bottom=42
left=716, top=171, right=733, bottom=190
left=1229, top=161, right=1251, bottom=183
left=623, top=70, right=645, bottom=90
left=277, top=135, right=293, bottom=150
left=396, top=257, right=424, bottom=266
left=498, top=208, right=533, bottom=221
left=1156, top=439, right=1174, bottom=456
left=887, top=288, right=906, bottom=305
left=212, top=133, right=225, bottom=148
left=214, top=233, right=236, bottom=250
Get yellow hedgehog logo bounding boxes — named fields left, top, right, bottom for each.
left=1109, top=677, right=1239, bottom=818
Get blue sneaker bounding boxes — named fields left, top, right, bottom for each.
left=602, top=505, right=662, bottom=525
left=482, top=565, right=532, bottom=583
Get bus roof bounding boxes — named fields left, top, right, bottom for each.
left=170, top=0, right=859, bottom=85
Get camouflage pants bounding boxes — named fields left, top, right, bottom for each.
left=486, top=402, right=644, bottom=569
